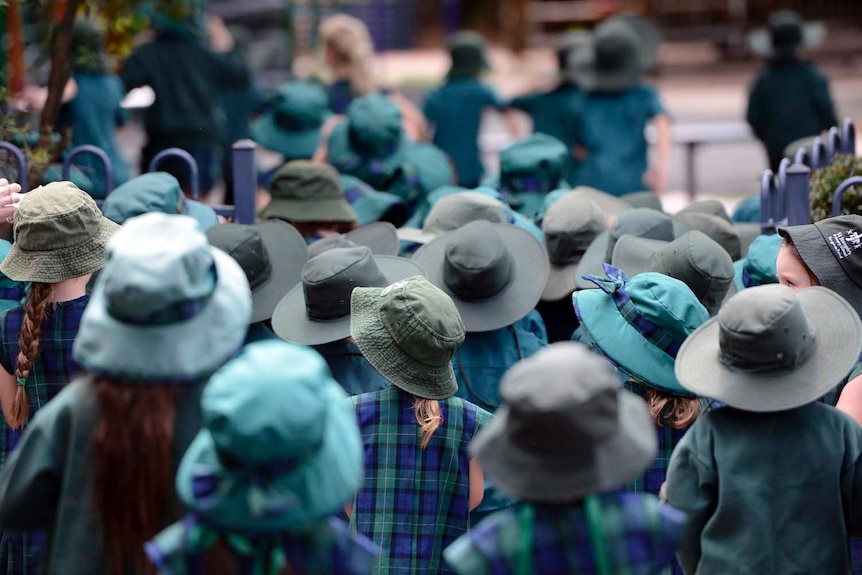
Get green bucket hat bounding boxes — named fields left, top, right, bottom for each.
left=612, top=231, right=735, bottom=316
left=447, top=31, right=490, bottom=80
left=497, top=134, right=570, bottom=218
left=171, top=340, right=363, bottom=532
left=327, top=94, right=407, bottom=189
left=574, top=266, right=709, bottom=395
left=675, top=211, right=742, bottom=261
left=73, top=213, right=252, bottom=382
left=340, top=174, right=408, bottom=226
left=351, top=275, right=465, bottom=399
left=732, top=233, right=782, bottom=292
left=570, top=17, right=653, bottom=93
left=262, top=161, right=357, bottom=223
left=250, top=80, right=331, bottom=160
left=1, top=182, right=119, bottom=283
left=102, top=172, right=219, bottom=230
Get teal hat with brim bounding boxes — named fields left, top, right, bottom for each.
left=42, top=165, right=95, bottom=198
left=102, top=172, right=219, bottom=230
left=340, top=175, right=408, bottom=226
left=495, top=135, right=571, bottom=219
left=0, top=240, right=26, bottom=299
left=732, top=195, right=762, bottom=224
left=388, top=142, right=455, bottom=206
left=732, top=233, right=782, bottom=292
left=574, top=267, right=709, bottom=395
left=250, top=81, right=330, bottom=160
left=173, top=341, right=363, bottom=532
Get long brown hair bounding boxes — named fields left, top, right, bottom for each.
left=93, top=378, right=181, bottom=574
left=11, top=282, right=52, bottom=429
left=203, top=539, right=296, bottom=575
left=645, top=388, right=700, bottom=429
left=287, top=220, right=359, bottom=239
left=413, top=397, right=443, bottom=449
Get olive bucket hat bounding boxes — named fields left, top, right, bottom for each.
left=261, top=161, right=358, bottom=224
left=272, top=246, right=425, bottom=345
left=250, top=80, right=331, bottom=160
left=102, top=172, right=219, bottom=230
left=351, top=276, right=466, bottom=399
left=676, top=284, right=861, bottom=412
left=2, top=181, right=120, bottom=283
left=471, top=342, right=657, bottom=502
left=73, top=213, right=252, bottom=382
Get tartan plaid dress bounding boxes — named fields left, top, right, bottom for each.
left=351, top=386, right=492, bottom=575
left=443, top=492, right=686, bottom=575
left=0, top=296, right=88, bottom=575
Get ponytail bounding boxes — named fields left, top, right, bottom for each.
left=645, top=388, right=701, bottom=430
left=11, top=282, right=52, bottom=429
left=412, top=397, right=442, bottom=449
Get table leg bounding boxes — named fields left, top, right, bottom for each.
left=686, top=142, right=697, bottom=199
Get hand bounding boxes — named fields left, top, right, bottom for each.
left=0, top=179, right=23, bottom=224
left=207, top=16, right=235, bottom=53
left=642, top=166, right=667, bottom=193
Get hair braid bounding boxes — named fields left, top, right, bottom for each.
left=11, top=282, right=52, bottom=429
left=413, top=397, right=443, bottom=449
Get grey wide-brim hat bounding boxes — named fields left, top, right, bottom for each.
left=620, top=191, right=663, bottom=212
left=748, top=18, right=825, bottom=58
left=676, top=285, right=861, bottom=412
left=313, top=222, right=400, bottom=258
left=569, top=17, right=651, bottom=93
left=413, top=224, right=549, bottom=332
left=271, top=255, right=425, bottom=346
left=611, top=236, right=668, bottom=277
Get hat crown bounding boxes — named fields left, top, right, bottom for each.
left=718, top=284, right=815, bottom=373
left=303, top=246, right=388, bottom=321
left=15, top=182, right=104, bottom=251
left=273, top=81, right=329, bottom=130
left=424, top=192, right=507, bottom=233
left=543, top=197, right=607, bottom=266
left=346, top=94, right=403, bottom=156
left=103, top=172, right=184, bottom=224
left=269, top=161, right=342, bottom=202
left=744, top=233, right=782, bottom=285
left=377, top=277, right=465, bottom=372
left=206, top=224, right=271, bottom=291
left=607, top=208, right=675, bottom=263
left=594, top=19, right=640, bottom=71
left=627, top=273, right=710, bottom=344
left=500, top=134, right=568, bottom=184
left=676, top=212, right=741, bottom=261
left=307, top=234, right=358, bottom=259
left=769, top=10, right=804, bottom=48
left=443, top=221, right=513, bottom=301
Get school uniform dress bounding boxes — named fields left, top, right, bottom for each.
left=444, top=492, right=685, bottom=575
left=573, top=85, right=666, bottom=197
left=351, top=386, right=492, bottom=574
left=0, top=376, right=206, bottom=575
left=147, top=515, right=378, bottom=575
left=747, top=59, right=837, bottom=172
left=667, top=403, right=862, bottom=575
left=329, top=80, right=354, bottom=115
left=314, top=340, right=391, bottom=396
left=424, top=79, right=504, bottom=188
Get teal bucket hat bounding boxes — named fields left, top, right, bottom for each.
left=102, top=172, right=218, bottom=230
left=496, top=134, right=570, bottom=219
left=574, top=265, right=709, bottom=395
left=171, top=340, right=363, bottom=532
left=388, top=141, right=455, bottom=205
left=447, top=31, right=491, bottom=79
left=73, top=213, right=252, bottom=382
left=732, top=233, right=782, bottom=292
left=327, top=94, right=407, bottom=189
left=340, top=174, right=408, bottom=226
left=251, top=80, right=331, bottom=160
left=0, top=240, right=26, bottom=310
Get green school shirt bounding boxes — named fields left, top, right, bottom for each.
left=574, top=85, right=666, bottom=197
left=424, top=79, right=503, bottom=187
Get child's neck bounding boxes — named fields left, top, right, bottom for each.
left=50, top=275, right=91, bottom=303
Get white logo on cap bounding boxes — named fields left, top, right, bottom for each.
left=828, top=230, right=862, bottom=260
left=381, top=280, right=409, bottom=296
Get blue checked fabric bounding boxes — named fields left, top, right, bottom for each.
left=443, top=492, right=686, bottom=575
left=350, top=386, right=492, bottom=574
left=0, top=295, right=88, bottom=575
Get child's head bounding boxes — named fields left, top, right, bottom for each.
left=748, top=10, right=824, bottom=62
left=776, top=238, right=819, bottom=289
left=319, top=14, right=375, bottom=94
left=446, top=31, right=490, bottom=80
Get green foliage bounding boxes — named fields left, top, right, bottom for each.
left=810, top=154, right=862, bottom=222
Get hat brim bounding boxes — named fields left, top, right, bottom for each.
left=541, top=263, right=578, bottom=302
left=413, top=225, right=550, bottom=332
left=73, top=249, right=250, bottom=381
left=250, top=114, right=322, bottom=160
left=747, top=22, right=825, bottom=57
left=272, top=256, right=425, bottom=345
left=570, top=43, right=648, bottom=93
left=345, top=222, right=400, bottom=256
left=570, top=187, right=633, bottom=216
left=396, top=226, right=439, bottom=245
left=619, top=191, right=663, bottom=212
left=260, top=197, right=358, bottom=224
left=327, top=122, right=405, bottom=182
left=675, top=287, right=861, bottom=411
left=611, top=236, right=669, bottom=278
left=350, top=278, right=458, bottom=399
left=185, top=200, right=220, bottom=230
left=175, top=386, right=362, bottom=532
left=249, top=221, right=309, bottom=323
left=1, top=217, right=119, bottom=283
left=472, top=392, right=656, bottom=502
left=574, top=286, right=689, bottom=395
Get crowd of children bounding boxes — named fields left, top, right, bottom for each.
left=0, top=4, right=859, bottom=575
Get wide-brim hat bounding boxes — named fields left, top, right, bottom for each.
left=341, top=175, right=409, bottom=227
left=250, top=114, right=322, bottom=160
left=569, top=17, right=651, bottom=93
left=620, top=191, right=663, bottom=212
left=413, top=224, right=549, bottom=332
left=272, top=255, right=425, bottom=346
left=307, top=222, right=401, bottom=259
left=472, top=385, right=656, bottom=501
left=748, top=15, right=825, bottom=58
left=676, top=287, right=861, bottom=411
left=611, top=236, right=668, bottom=277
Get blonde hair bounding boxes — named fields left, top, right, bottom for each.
left=413, top=397, right=442, bottom=449
left=646, top=388, right=700, bottom=429
left=11, top=282, right=53, bottom=429
left=319, top=14, right=376, bottom=97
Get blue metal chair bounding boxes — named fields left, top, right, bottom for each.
left=148, top=148, right=201, bottom=200
left=831, top=176, right=862, bottom=217
left=0, top=142, right=27, bottom=192
left=63, top=145, right=114, bottom=205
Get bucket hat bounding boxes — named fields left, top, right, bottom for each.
left=575, top=265, right=709, bottom=395
left=340, top=174, right=408, bottom=226
left=397, top=191, right=507, bottom=245
left=73, top=213, right=252, bottom=382
left=206, top=221, right=308, bottom=323
left=679, top=200, right=760, bottom=258
left=102, top=172, right=218, bottom=230
left=678, top=200, right=730, bottom=222
left=2, top=181, right=119, bottom=283
left=569, top=17, right=653, bottom=93
left=541, top=195, right=608, bottom=301
left=261, top=161, right=357, bottom=223
left=675, top=211, right=742, bottom=261
left=731, top=233, right=781, bottom=293
left=327, top=94, right=407, bottom=189
left=447, top=31, right=490, bottom=79
left=559, top=30, right=592, bottom=83
left=748, top=10, right=825, bottom=59
left=273, top=246, right=425, bottom=345
left=620, top=191, right=663, bottom=212
left=172, top=340, right=363, bottom=531
left=539, top=186, right=632, bottom=223
left=471, top=342, right=657, bottom=502
left=250, top=80, right=331, bottom=160
left=778, top=215, right=862, bottom=318
left=307, top=222, right=400, bottom=259
left=414, top=220, right=549, bottom=332
left=676, top=284, right=861, bottom=412
left=351, top=275, right=465, bottom=399
left=575, top=208, right=690, bottom=289
left=496, top=134, right=569, bottom=218
left=613, top=231, right=734, bottom=316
